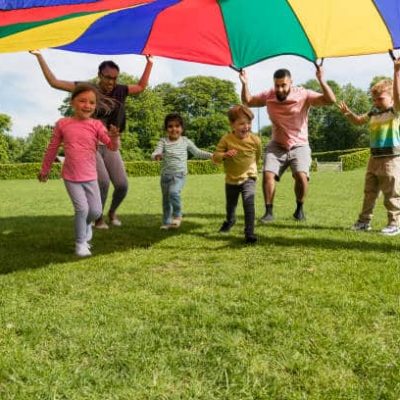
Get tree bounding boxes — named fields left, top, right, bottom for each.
left=153, top=83, right=177, bottom=114
left=20, top=125, right=54, bottom=162
left=168, top=76, right=239, bottom=118
left=303, top=80, right=371, bottom=151
left=119, top=74, right=166, bottom=156
left=0, top=113, right=12, bottom=163
left=185, top=113, right=230, bottom=150
left=119, top=131, right=144, bottom=161
left=5, top=136, right=26, bottom=163
left=158, top=76, right=239, bottom=149
left=319, top=83, right=371, bottom=150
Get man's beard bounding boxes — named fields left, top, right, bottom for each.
left=276, top=91, right=289, bottom=102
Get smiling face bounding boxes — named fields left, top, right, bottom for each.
left=71, top=90, right=96, bottom=120
left=231, top=115, right=252, bottom=139
left=372, top=92, right=393, bottom=111
left=166, top=119, right=183, bottom=141
left=274, top=76, right=292, bottom=102
left=98, top=66, right=119, bottom=94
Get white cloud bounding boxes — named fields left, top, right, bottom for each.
left=0, top=50, right=395, bottom=137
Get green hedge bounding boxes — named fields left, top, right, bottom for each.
left=311, top=148, right=370, bottom=172
left=0, top=163, right=61, bottom=180
left=188, top=160, right=222, bottom=175
left=0, top=160, right=222, bottom=180
left=339, top=149, right=370, bottom=171
left=310, top=159, right=318, bottom=172
left=312, top=148, right=368, bottom=162
left=0, top=150, right=372, bottom=180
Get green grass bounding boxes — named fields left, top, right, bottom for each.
left=1, top=170, right=399, bottom=399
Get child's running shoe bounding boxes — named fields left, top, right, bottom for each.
left=381, top=225, right=400, bottom=236
left=259, top=212, right=274, bottom=223
left=293, top=208, right=306, bottom=221
left=351, top=221, right=372, bottom=231
left=245, top=234, right=258, bottom=244
left=170, top=217, right=182, bottom=228
left=219, top=220, right=235, bottom=233
left=75, top=242, right=92, bottom=257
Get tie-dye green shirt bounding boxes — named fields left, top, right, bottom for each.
left=368, top=108, right=400, bottom=156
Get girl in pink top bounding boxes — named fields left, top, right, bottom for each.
left=39, top=83, right=119, bottom=257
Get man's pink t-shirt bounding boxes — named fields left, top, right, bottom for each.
left=257, top=86, right=321, bottom=149
left=41, top=117, right=113, bottom=182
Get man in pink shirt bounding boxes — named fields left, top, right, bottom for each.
left=240, top=67, right=336, bottom=222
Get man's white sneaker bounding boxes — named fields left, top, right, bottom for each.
left=160, top=224, right=170, bottom=230
left=75, top=242, right=92, bottom=257
left=381, top=225, right=400, bottom=236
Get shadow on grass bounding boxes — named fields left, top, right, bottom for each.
left=199, top=230, right=400, bottom=254
left=185, top=213, right=400, bottom=253
left=2, top=212, right=399, bottom=274
left=0, top=213, right=202, bottom=275
left=186, top=212, right=351, bottom=232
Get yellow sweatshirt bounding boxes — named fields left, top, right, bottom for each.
left=213, top=132, right=262, bottom=184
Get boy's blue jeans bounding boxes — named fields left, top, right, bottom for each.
left=160, top=173, right=186, bottom=225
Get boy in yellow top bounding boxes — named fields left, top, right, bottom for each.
left=213, top=105, right=262, bottom=243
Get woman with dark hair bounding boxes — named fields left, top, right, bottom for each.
left=31, top=50, right=153, bottom=228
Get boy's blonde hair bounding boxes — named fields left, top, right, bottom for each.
left=227, top=105, right=254, bottom=123
left=371, top=79, right=393, bottom=98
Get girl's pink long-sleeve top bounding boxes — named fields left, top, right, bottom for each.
left=41, top=117, right=117, bottom=182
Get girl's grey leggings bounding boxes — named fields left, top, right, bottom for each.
left=64, top=180, right=102, bottom=244
left=96, top=146, right=128, bottom=213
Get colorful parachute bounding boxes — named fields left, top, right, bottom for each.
left=1, top=0, right=399, bottom=68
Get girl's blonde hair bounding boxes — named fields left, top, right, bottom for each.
left=227, top=105, right=254, bottom=123
left=371, top=79, right=393, bottom=98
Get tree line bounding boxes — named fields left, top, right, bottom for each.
left=0, top=74, right=384, bottom=164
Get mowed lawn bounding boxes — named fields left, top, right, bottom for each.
left=0, top=170, right=399, bottom=399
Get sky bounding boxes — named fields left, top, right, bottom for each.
left=0, top=50, right=396, bottom=138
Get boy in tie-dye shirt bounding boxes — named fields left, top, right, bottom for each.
left=339, top=59, right=400, bottom=235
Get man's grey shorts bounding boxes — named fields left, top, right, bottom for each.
left=263, top=141, right=311, bottom=181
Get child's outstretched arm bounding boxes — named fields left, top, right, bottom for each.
left=151, top=138, right=164, bottom=161
left=338, top=101, right=368, bottom=125
left=39, top=124, right=62, bottom=182
left=30, top=50, right=75, bottom=92
left=186, top=139, right=212, bottom=159
left=393, top=59, right=400, bottom=112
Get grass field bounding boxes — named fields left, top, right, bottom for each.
left=1, top=170, right=399, bottom=399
